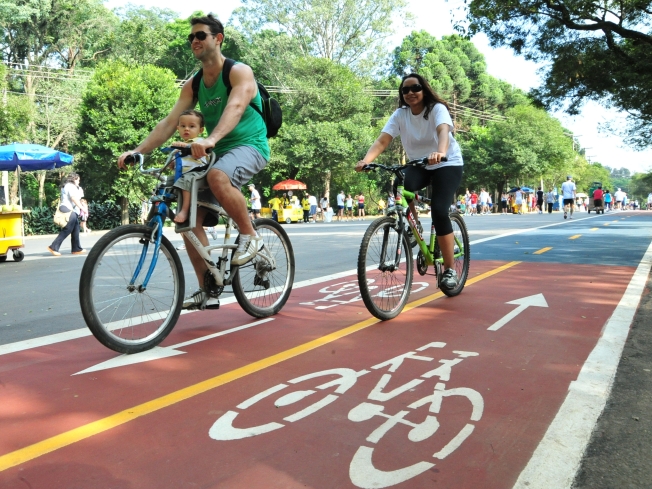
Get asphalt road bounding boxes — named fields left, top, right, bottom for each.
left=1, top=209, right=651, bottom=488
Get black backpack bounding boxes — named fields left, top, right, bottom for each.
left=191, top=58, right=282, bottom=138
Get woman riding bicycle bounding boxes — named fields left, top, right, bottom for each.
left=355, top=73, right=464, bottom=293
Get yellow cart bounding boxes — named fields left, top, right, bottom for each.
left=0, top=209, right=30, bottom=262
left=260, top=206, right=304, bottom=224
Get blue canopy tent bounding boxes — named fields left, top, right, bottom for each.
left=0, top=143, right=74, bottom=207
left=0, top=143, right=74, bottom=172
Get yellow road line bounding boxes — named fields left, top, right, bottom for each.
left=0, top=261, right=521, bottom=472
left=569, top=235, right=582, bottom=240
left=604, top=223, right=610, bottom=226
left=533, top=247, right=553, bottom=254
left=590, top=228, right=599, bottom=231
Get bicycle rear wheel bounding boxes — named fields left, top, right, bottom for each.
left=232, top=218, right=295, bottom=318
left=441, top=212, right=470, bottom=297
left=79, top=224, right=185, bottom=354
left=357, top=217, right=413, bottom=320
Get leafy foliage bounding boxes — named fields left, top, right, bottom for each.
left=73, top=61, right=179, bottom=203
left=463, top=0, right=652, bottom=148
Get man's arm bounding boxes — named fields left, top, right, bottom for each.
left=191, top=63, right=257, bottom=159
left=117, top=81, right=195, bottom=169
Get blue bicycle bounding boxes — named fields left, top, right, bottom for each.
left=79, top=149, right=295, bottom=354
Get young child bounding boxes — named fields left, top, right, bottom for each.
left=79, top=198, right=90, bottom=233
left=171, top=109, right=207, bottom=224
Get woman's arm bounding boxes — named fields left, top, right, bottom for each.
left=355, top=133, right=393, bottom=172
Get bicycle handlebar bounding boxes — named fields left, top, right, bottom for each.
left=124, top=146, right=213, bottom=177
left=362, top=156, right=448, bottom=174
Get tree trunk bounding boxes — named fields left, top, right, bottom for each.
left=38, top=171, right=46, bottom=207
left=9, top=169, right=19, bottom=205
left=121, top=196, right=130, bottom=225
left=324, top=170, right=331, bottom=203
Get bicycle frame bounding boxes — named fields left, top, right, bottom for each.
left=128, top=152, right=274, bottom=292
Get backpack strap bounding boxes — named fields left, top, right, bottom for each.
left=194, top=58, right=265, bottom=117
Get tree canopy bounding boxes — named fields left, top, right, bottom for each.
left=463, top=0, right=652, bottom=148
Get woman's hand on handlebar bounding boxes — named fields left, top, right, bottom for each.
left=355, top=160, right=371, bottom=172
left=426, top=152, right=447, bottom=166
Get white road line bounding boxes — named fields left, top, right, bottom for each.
left=512, top=237, right=652, bottom=489
left=0, top=215, right=620, bottom=356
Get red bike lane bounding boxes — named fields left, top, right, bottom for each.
left=0, top=259, right=634, bottom=488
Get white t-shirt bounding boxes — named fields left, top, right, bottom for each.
left=61, top=182, right=82, bottom=214
left=515, top=190, right=523, bottom=205
left=250, top=189, right=261, bottom=210
left=647, top=193, right=652, bottom=204
left=337, top=193, right=345, bottom=206
left=308, top=195, right=317, bottom=206
left=480, top=191, right=489, bottom=203
left=561, top=181, right=576, bottom=199
left=614, top=190, right=625, bottom=202
left=381, top=104, right=463, bottom=169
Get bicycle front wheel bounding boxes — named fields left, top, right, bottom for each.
left=79, top=224, right=185, bottom=354
left=357, top=217, right=413, bottom=320
left=441, top=212, right=470, bottom=297
left=232, top=218, right=295, bottom=318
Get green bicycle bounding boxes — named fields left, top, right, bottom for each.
left=357, top=158, right=470, bottom=320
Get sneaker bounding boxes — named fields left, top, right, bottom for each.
left=182, top=288, right=208, bottom=310
left=564, top=212, right=567, bottom=219
left=47, top=246, right=61, bottom=257
left=176, top=244, right=186, bottom=251
left=208, top=227, right=218, bottom=240
left=440, top=268, right=459, bottom=292
left=231, top=234, right=263, bottom=266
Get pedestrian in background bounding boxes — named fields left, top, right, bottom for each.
left=546, top=188, right=555, bottom=214
left=301, top=193, right=311, bottom=223
left=47, top=173, right=85, bottom=256
left=249, top=184, right=261, bottom=219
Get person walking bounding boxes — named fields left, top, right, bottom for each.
left=546, top=187, right=555, bottom=214
left=345, top=194, right=353, bottom=220
left=604, top=189, right=612, bottom=211
left=355, top=72, right=464, bottom=293
left=561, top=175, right=576, bottom=219
left=308, top=193, right=318, bottom=222
left=249, top=184, right=261, bottom=219
left=593, top=185, right=604, bottom=211
left=500, top=192, right=508, bottom=214
left=647, top=191, right=652, bottom=210
left=614, top=188, right=625, bottom=210
left=336, top=190, right=345, bottom=221
left=47, top=173, right=85, bottom=256
left=357, top=193, right=366, bottom=220
left=301, top=193, right=311, bottom=223
left=267, top=194, right=282, bottom=222
left=536, top=187, right=544, bottom=214
left=514, top=188, right=524, bottom=214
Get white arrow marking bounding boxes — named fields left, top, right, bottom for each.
left=73, top=318, right=274, bottom=375
left=487, top=293, right=548, bottom=331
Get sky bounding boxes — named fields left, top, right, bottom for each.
left=105, top=0, right=652, bottom=175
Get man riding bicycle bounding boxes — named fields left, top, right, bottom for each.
left=117, top=14, right=269, bottom=309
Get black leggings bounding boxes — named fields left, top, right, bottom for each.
left=393, top=165, right=463, bottom=236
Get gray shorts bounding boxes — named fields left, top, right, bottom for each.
left=174, top=145, right=267, bottom=192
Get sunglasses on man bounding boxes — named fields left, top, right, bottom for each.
left=401, top=84, right=423, bottom=95
left=187, top=31, right=215, bottom=43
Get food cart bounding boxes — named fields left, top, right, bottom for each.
left=0, top=143, right=73, bottom=262
left=263, top=179, right=308, bottom=224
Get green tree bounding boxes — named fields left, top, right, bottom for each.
left=74, top=61, right=179, bottom=222
left=232, top=0, right=410, bottom=73
left=463, top=0, right=652, bottom=148
left=261, top=57, right=375, bottom=198
left=463, top=105, right=576, bottom=195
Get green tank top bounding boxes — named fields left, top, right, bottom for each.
left=198, top=66, right=270, bottom=161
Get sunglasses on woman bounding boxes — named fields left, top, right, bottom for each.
left=401, top=84, right=423, bottom=95
left=187, top=31, right=214, bottom=43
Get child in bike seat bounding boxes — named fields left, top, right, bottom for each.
left=170, top=109, right=207, bottom=223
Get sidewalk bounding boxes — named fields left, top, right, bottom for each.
left=573, top=271, right=652, bottom=488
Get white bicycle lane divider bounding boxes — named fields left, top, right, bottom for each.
left=208, top=341, right=484, bottom=489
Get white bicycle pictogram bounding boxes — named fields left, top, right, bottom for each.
left=209, top=341, right=484, bottom=488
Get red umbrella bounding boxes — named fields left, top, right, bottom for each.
left=272, top=179, right=307, bottom=190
